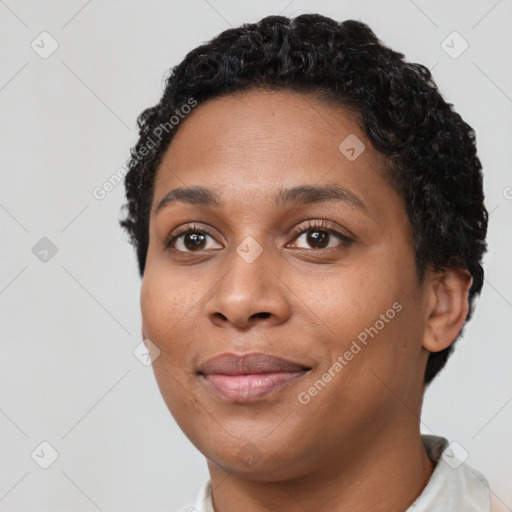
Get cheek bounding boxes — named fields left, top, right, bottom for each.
left=315, top=257, right=419, bottom=372
left=315, top=266, right=389, bottom=335
left=140, top=271, right=192, bottom=354
left=140, top=274, right=199, bottom=419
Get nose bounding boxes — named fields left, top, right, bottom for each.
left=204, top=246, right=291, bottom=330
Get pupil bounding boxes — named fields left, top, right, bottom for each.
left=307, top=230, right=328, bottom=248
left=185, top=232, right=206, bottom=250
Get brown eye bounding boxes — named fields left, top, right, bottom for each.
left=293, top=230, right=344, bottom=250
left=289, top=220, right=353, bottom=251
left=181, top=232, right=208, bottom=251
left=165, top=225, right=222, bottom=252
left=304, top=230, right=330, bottom=249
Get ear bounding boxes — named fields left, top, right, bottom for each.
left=422, top=268, right=473, bottom=353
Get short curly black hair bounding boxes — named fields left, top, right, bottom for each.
left=119, top=13, right=488, bottom=386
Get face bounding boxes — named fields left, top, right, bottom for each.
left=140, top=90, right=431, bottom=480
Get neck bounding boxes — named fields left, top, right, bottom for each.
left=207, top=426, right=435, bottom=512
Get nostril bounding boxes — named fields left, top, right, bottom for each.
left=253, top=312, right=271, bottom=319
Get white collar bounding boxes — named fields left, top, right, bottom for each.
left=188, top=435, right=491, bottom=512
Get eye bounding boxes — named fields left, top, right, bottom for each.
left=165, top=223, right=222, bottom=252
left=165, top=220, right=354, bottom=254
left=288, top=220, right=353, bottom=251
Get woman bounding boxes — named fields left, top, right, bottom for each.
left=120, top=14, right=490, bottom=511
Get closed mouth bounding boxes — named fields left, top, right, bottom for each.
left=197, top=352, right=311, bottom=402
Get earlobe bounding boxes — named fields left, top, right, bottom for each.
left=422, top=268, right=473, bottom=353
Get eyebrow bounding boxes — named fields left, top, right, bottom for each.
left=155, top=183, right=368, bottom=215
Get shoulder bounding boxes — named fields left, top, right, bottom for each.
left=408, top=435, right=491, bottom=511
left=173, top=480, right=212, bottom=512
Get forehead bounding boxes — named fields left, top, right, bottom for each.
left=151, top=90, right=394, bottom=215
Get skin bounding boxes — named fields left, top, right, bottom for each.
left=140, top=90, right=473, bottom=511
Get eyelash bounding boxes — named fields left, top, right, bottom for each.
left=164, top=220, right=354, bottom=253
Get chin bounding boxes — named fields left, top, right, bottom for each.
left=188, top=427, right=315, bottom=480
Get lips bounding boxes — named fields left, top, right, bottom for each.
left=197, top=353, right=310, bottom=402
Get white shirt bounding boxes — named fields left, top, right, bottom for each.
left=180, top=435, right=491, bottom=512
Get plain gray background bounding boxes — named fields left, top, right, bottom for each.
left=1, top=0, right=511, bottom=510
